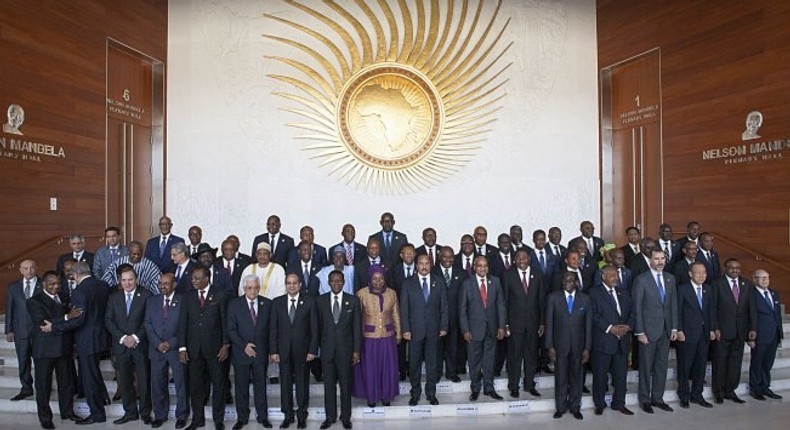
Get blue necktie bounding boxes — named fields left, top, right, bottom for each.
left=159, top=236, right=166, bottom=256
left=696, top=286, right=703, bottom=309
left=175, top=265, right=182, bottom=282
left=539, top=250, right=546, bottom=271
left=567, top=294, right=574, bottom=314
left=125, top=293, right=132, bottom=316
left=303, top=264, right=310, bottom=286
left=656, top=273, right=665, bottom=303
left=422, top=277, right=429, bottom=302
left=764, top=290, right=773, bottom=309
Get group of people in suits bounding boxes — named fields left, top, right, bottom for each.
left=3, top=215, right=786, bottom=430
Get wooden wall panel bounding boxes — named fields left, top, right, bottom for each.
left=598, top=0, right=790, bottom=298
left=0, top=0, right=167, bottom=309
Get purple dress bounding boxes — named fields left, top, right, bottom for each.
left=352, top=287, right=401, bottom=403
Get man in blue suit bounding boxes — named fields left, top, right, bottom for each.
left=5, top=259, right=40, bottom=401
left=695, top=232, right=721, bottom=283
left=748, top=269, right=784, bottom=401
left=145, top=216, right=185, bottom=274
left=93, top=226, right=128, bottom=279
left=590, top=266, right=634, bottom=416
left=530, top=229, right=558, bottom=280
left=369, top=212, right=408, bottom=268
left=144, top=273, right=189, bottom=429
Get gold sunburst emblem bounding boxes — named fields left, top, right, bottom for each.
left=265, top=0, right=512, bottom=194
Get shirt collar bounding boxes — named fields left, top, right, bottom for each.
left=564, top=290, right=575, bottom=298
left=163, top=292, right=175, bottom=302
left=289, top=293, right=300, bottom=303
left=45, top=291, right=59, bottom=301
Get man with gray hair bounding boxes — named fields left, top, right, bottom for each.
left=171, top=242, right=198, bottom=295
left=56, top=234, right=94, bottom=275
left=5, top=259, right=40, bottom=401
left=748, top=269, right=783, bottom=401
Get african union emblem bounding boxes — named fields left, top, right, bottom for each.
left=265, top=0, right=511, bottom=193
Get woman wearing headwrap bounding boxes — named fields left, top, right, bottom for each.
left=352, top=265, right=401, bottom=407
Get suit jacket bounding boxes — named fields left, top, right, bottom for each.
left=711, top=275, right=756, bottom=340
left=590, top=284, right=634, bottom=355
left=58, top=276, right=109, bottom=356
left=501, top=267, right=546, bottom=334
left=93, top=245, right=129, bottom=278
left=753, top=288, right=783, bottom=344
left=214, top=255, right=252, bottom=292
left=632, top=270, right=678, bottom=341
left=251, top=232, right=295, bottom=270
left=5, top=278, right=41, bottom=339
left=570, top=235, right=605, bottom=261
left=672, top=258, right=694, bottom=287
left=26, top=292, right=74, bottom=359
left=552, top=266, right=594, bottom=293
left=288, top=243, right=329, bottom=270
left=458, top=275, right=506, bottom=341
left=316, top=292, right=361, bottom=361
left=620, top=244, right=639, bottom=268
left=353, top=258, right=388, bottom=292
left=695, top=248, right=722, bottom=283
left=547, top=243, right=567, bottom=260
left=387, top=262, right=417, bottom=296
left=592, top=267, right=633, bottom=294
left=676, top=282, right=715, bottom=344
left=171, top=261, right=198, bottom=295
left=545, top=290, right=592, bottom=355
left=105, top=288, right=151, bottom=354
left=287, top=260, right=323, bottom=296
left=453, top=252, right=477, bottom=277
left=144, top=293, right=184, bottom=360
left=57, top=251, right=95, bottom=275
left=331, top=241, right=367, bottom=265
left=473, top=243, right=499, bottom=264
left=369, top=230, right=408, bottom=267
left=432, top=265, right=466, bottom=328
left=269, top=294, right=319, bottom=362
left=227, top=294, right=272, bottom=364
left=656, top=239, right=682, bottom=268
left=178, top=285, right=230, bottom=357
left=628, top=253, right=651, bottom=277
left=415, top=244, right=443, bottom=266
left=530, top=247, right=558, bottom=281
left=210, top=265, right=234, bottom=294
left=400, top=274, right=449, bottom=340
left=144, top=234, right=185, bottom=274
left=489, top=250, right=516, bottom=279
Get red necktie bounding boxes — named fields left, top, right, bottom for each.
left=199, top=290, right=205, bottom=309
left=480, top=278, right=488, bottom=308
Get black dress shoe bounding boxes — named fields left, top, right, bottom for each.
left=175, top=419, right=188, bottom=429
left=341, top=420, right=352, bottom=429
left=382, top=401, right=390, bottom=406
left=751, top=393, right=766, bottom=401
left=765, top=390, right=783, bottom=400
left=724, top=393, right=745, bottom=404
left=226, top=395, right=234, bottom=405
left=151, top=419, right=166, bottom=428
left=319, top=420, right=335, bottom=430
left=408, top=396, right=419, bottom=406
left=296, top=420, right=306, bottom=429
left=41, top=422, right=55, bottom=430
left=613, top=406, right=633, bottom=415
left=692, top=398, right=713, bottom=408
left=367, top=402, right=376, bottom=408
left=572, top=410, right=583, bottom=420
left=679, top=399, right=689, bottom=408
left=526, top=388, right=541, bottom=397
left=232, top=422, right=246, bottom=430
left=280, top=417, right=294, bottom=429
left=469, top=391, right=479, bottom=401
left=594, top=406, right=604, bottom=415
left=113, top=415, right=139, bottom=425
left=640, top=403, right=653, bottom=414
left=269, top=377, right=279, bottom=384
left=714, top=395, right=723, bottom=404
left=449, top=376, right=462, bottom=383
left=142, top=416, right=152, bottom=425
left=553, top=411, right=564, bottom=419
left=77, top=393, right=86, bottom=399
left=10, top=391, right=33, bottom=401
left=509, top=389, right=520, bottom=398
left=541, top=365, right=554, bottom=374
left=582, top=386, right=590, bottom=394
left=484, top=390, right=503, bottom=400
left=428, top=396, right=439, bottom=405
left=399, top=373, right=407, bottom=382
left=215, top=423, right=225, bottom=430
left=62, top=415, right=81, bottom=422
left=258, top=419, right=273, bottom=429
left=651, top=401, right=673, bottom=412
left=185, top=421, right=205, bottom=430
left=77, top=417, right=106, bottom=425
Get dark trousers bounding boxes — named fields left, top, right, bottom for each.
left=637, top=332, right=669, bottom=404
left=712, top=337, right=745, bottom=397
left=591, top=350, right=628, bottom=408
left=437, top=325, right=461, bottom=378
left=150, top=353, right=189, bottom=421
left=398, top=340, right=408, bottom=378
left=507, top=329, right=539, bottom=391
left=467, top=333, right=496, bottom=393
left=322, top=354, right=352, bottom=422
left=116, top=348, right=151, bottom=417
left=280, top=357, right=310, bottom=421
left=189, top=350, right=227, bottom=424
left=233, top=360, right=269, bottom=423
left=34, top=356, right=74, bottom=424
left=676, top=335, right=709, bottom=401
left=494, top=338, right=507, bottom=376
left=14, top=337, right=34, bottom=394
left=409, top=336, right=439, bottom=398
left=749, top=339, right=779, bottom=395
left=79, top=353, right=108, bottom=420
left=554, top=350, right=583, bottom=413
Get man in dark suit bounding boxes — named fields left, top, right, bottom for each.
left=415, top=227, right=441, bottom=267
left=369, top=212, right=408, bottom=268
left=56, top=234, right=95, bottom=275
left=195, top=243, right=234, bottom=294
left=459, top=256, right=506, bottom=401
left=570, top=221, right=605, bottom=263
left=227, top=274, right=274, bottom=430
left=609, top=248, right=634, bottom=293
left=676, top=221, right=700, bottom=250
left=676, top=262, right=715, bottom=409
left=270, top=274, right=319, bottom=429
left=632, top=249, right=678, bottom=413
left=187, top=225, right=204, bottom=258
left=332, top=224, right=366, bottom=266
left=472, top=226, right=498, bottom=264
left=749, top=269, right=783, bottom=400
left=454, top=234, right=477, bottom=278
left=531, top=229, right=558, bottom=281
left=144, top=273, right=189, bottom=429
left=316, top=270, right=361, bottom=430
left=433, top=246, right=466, bottom=383
left=502, top=249, right=546, bottom=398
left=673, top=241, right=698, bottom=286
left=353, top=238, right=386, bottom=292
left=552, top=249, right=593, bottom=293
left=711, top=258, right=756, bottom=404
left=657, top=223, right=682, bottom=270
left=387, top=243, right=417, bottom=296
left=546, top=272, right=591, bottom=420
left=225, top=234, right=253, bottom=265
left=509, top=225, right=531, bottom=252
left=287, top=225, right=328, bottom=269
left=547, top=227, right=567, bottom=260
left=489, top=233, right=515, bottom=279
left=56, top=261, right=110, bottom=425
left=5, top=259, right=39, bottom=401
left=590, top=266, right=634, bottom=416
left=287, top=241, right=322, bottom=297
left=178, top=266, right=231, bottom=430
left=215, top=239, right=252, bottom=290
left=696, top=232, right=722, bottom=283
left=144, top=216, right=185, bottom=274
left=27, top=271, right=82, bottom=429
left=628, top=237, right=656, bottom=277
left=105, top=266, right=152, bottom=424
left=401, top=255, right=448, bottom=406
left=93, top=226, right=128, bottom=278
left=620, top=226, right=641, bottom=268
left=251, top=215, right=296, bottom=270
left=171, top=242, right=198, bottom=294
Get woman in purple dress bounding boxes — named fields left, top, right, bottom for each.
left=352, top=265, right=401, bottom=407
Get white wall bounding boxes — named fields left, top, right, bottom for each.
left=167, top=0, right=599, bottom=252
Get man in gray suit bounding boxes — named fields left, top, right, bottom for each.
left=5, top=259, right=40, bottom=401
left=632, top=249, right=680, bottom=413
left=93, top=226, right=128, bottom=279
left=459, top=256, right=506, bottom=401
